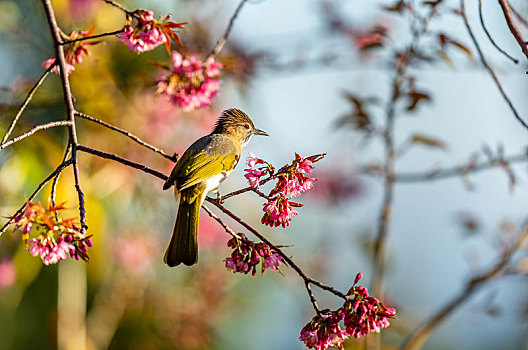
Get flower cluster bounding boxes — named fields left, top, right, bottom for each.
left=117, top=9, right=184, bottom=54
left=42, top=25, right=99, bottom=76
left=300, top=312, right=348, bottom=350
left=11, top=201, right=92, bottom=265
left=244, top=152, right=325, bottom=228
left=156, top=51, right=222, bottom=110
left=224, top=234, right=283, bottom=275
left=299, top=273, right=396, bottom=349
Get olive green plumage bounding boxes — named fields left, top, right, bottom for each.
left=163, top=108, right=268, bottom=267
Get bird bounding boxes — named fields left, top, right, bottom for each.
left=162, top=108, right=269, bottom=267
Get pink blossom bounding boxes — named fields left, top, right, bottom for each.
left=224, top=234, right=283, bottom=275
left=300, top=312, right=348, bottom=350
left=247, top=152, right=259, bottom=168
left=156, top=52, right=222, bottom=110
left=27, top=236, right=75, bottom=266
left=244, top=168, right=264, bottom=189
left=42, top=58, right=75, bottom=76
left=298, top=158, right=313, bottom=173
left=0, top=260, right=16, bottom=289
left=261, top=196, right=298, bottom=228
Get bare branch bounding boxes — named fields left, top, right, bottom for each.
left=478, top=0, right=518, bottom=64
left=205, top=0, right=248, bottom=61
left=59, top=29, right=125, bottom=45
left=75, top=112, right=178, bottom=162
left=402, top=221, right=528, bottom=350
left=0, top=159, right=73, bottom=236
left=393, top=152, right=528, bottom=183
left=0, top=120, right=73, bottom=150
left=510, top=3, right=528, bottom=29
left=51, top=143, right=72, bottom=207
left=1, top=65, right=54, bottom=146
left=101, top=0, right=131, bottom=15
left=42, top=0, right=87, bottom=232
left=498, top=0, right=528, bottom=67
left=461, top=0, right=528, bottom=131
left=76, top=144, right=168, bottom=180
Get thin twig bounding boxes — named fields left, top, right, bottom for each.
left=1, top=65, right=54, bottom=146
left=75, top=112, right=177, bottom=162
left=101, top=0, right=131, bottom=14
left=305, top=280, right=322, bottom=316
left=510, top=4, right=528, bottom=28
left=0, top=159, right=73, bottom=236
left=222, top=174, right=280, bottom=200
left=478, top=0, right=518, bottom=64
left=0, top=121, right=73, bottom=150
left=59, top=29, right=125, bottom=45
left=42, top=0, right=87, bottom=233
left=402, top=221, right=528, bottom=350
left=205, top=0, right=248, bottom=61
left=393, top=152, right=528, bottom=183
left=205, top=197, right=348, bottom=300
left=76, top=145, right=168, bottom=180
left=201, top=205, right=240, bottom=239
left=461, top=0, right=528, bottom=131
left=497, top=0, right=528, bottom=67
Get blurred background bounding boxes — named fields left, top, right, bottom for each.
left=1, top=0, right=528, bottom=349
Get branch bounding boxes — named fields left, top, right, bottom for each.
left=75, top=112, right=178, bottom=162
left=0, top=159, right=73, bottom=236
left=393, top=152, right=528, bottom=183
left=461, top=0, right=528, bottom=131
left=402, top=221, right=528, bottom=350
left=221, top=173, right=282, bottom=201
left=201, top=204, right=240, bottom=239
left=51, top=143, right=72, bottom=207
left=205, top=197, right=348, bottom=300
left=478, top=0, right=518, bottom=64
left=0, top=120, right=73, bottom=150
left=498, top=0, right=528, bottom=67
left=101, top=0, right=131, bottom=15
left=510, top=3, right=528, bottom=29
left=76, top=145, right=168, bottom=180
left=42, top=0, right=87, bottom=233
left=59, top=29, right=125, bottom=45
left=1, top=65, right=54, bottom=146
left=205, top=0, right=248, bottom=61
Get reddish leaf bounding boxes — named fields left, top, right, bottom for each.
left=406, top=91, right=431, bottom=111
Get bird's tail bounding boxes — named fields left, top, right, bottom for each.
left=164, top=194, right=201, bottom=267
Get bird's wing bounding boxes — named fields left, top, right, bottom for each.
left=176, top=152, right=238, bottom=191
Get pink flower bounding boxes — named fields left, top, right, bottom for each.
left=261, top=196, right=298, bottom=228
left=300, top=312, right=348, bottom=350
left=42, top=58, right=75, bottom=76
left=247, top=152, right=259, bottom=168
left=244, top=168, right=264, bottom=189
left=156, top=52, right=222, bottom=110
left=0, top=260, right=16, bottom=289
left=117, top=10, right=184, bottom=54
left=27, top=236, right=75, bottom=266
left=343, top=273, right=396, bottom=338
left=223, top=234, right=283, bottom=275
left=297, top=158, right=313, bottom=173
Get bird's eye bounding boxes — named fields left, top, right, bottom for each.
left=244, top=124, right=250, bottom=129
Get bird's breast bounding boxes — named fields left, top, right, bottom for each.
left=204, top=170, right=232, bottom=194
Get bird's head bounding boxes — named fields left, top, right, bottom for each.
left=212, top=108, right=269, bottom=146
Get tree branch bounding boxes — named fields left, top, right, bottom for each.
left=42, top=0, right=87, bottom=233
left=402, top=220, right=528, bottom=350
left=497, top=0, right=528, bottom=67
left=76, top=145, right=168, bottom=180
left=59, top=29, right=125, bottom=45
left=478, top=0, right=518, bottom=64
left=461, top=0, right=528, bottom=131
left=205, top=0, right=248, bottom=61
left=75, top=112, right=178, bottom=162
left=1, top=65, right=54, bottom=146
left=0, top=120, right=73, bottom=151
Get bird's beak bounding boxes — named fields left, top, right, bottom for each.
left=253, top=128, right=269, bottom=137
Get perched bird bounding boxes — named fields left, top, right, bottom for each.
left=163, top=108, right=269, bottom=267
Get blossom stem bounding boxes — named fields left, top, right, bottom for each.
left=0, top=120, right=73, bottom=150
left=75, top=112, right=177, bottom=162
left=59, top=29, right=125, bottom=45
left=1, top=64, right=54, bottom=146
